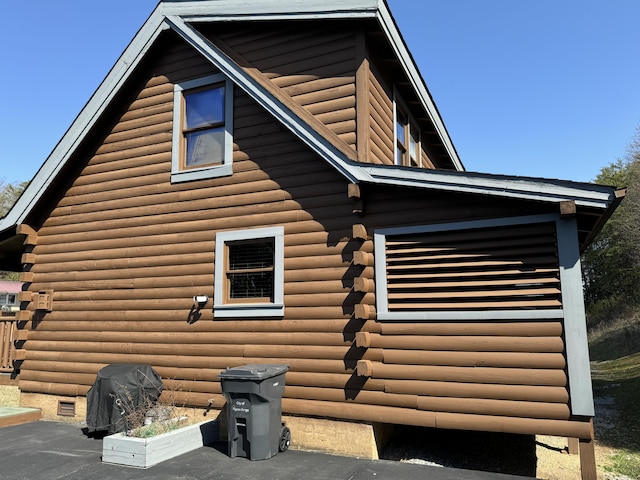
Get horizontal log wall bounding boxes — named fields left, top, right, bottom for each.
left=211, top=22, right=358, bottom=149
left=17, top=28, right=586, bottom=439
left=367, top=64, right=394, bottom=165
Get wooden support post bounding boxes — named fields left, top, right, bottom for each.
left=568, top=437, right=579, bottom=455
left=579, top=419, right=597, bottom=480
left=579, top=437, right=597, bottom=480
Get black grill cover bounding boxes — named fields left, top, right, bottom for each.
left=86, top=364, right=164, bottom=433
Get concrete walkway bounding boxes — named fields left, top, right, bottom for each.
left=0, top=421, right=536, bottom=480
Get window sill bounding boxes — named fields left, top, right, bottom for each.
left=214, top=303, right=284, bottom=318
left=171, top=163, right=232, bottom=183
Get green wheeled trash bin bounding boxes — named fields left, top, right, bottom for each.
left=219, top=364, right=290, bottom=460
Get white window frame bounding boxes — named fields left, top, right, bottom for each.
left=171, top=73, right=234, bottom=183
left=214, top=226, right=284, bottom=318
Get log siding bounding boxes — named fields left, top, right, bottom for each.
left=14, top=26, right=590, bottom=443
left=209, top=23, right=358, bottom=149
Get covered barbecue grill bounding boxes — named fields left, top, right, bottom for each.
left=86, top=364, right=163, bottom=434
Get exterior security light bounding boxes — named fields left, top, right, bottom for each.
left=193, top=295, right=209, bottom=305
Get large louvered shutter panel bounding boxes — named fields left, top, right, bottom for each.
left=385, top=222, right=561, bottom=312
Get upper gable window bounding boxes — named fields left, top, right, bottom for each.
left=171, top=74, right=234, bottom=183
left=394, top=93, right=421, bottom=167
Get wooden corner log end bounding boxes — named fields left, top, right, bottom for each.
left=21, top=253, right=36, bottom=265
left=16, top=224, right=37, bottom=236
left=352, top=224, right=367, bottom=240
left=19, top=272, right=34, bottom=283
left=352, top=251, right=373, bottom=267
left=560, top=200, right=576, bottom=217
left=17, top=291, right=33, bottom=303
left=11, top=349, right=27, bottom=362
left=356, top=360, right=373, bottom=377
left=15, top=310, right=33, bottom=322
left=354, top=304, right=376, bottom=320
left=355, top=331, right=371, bottom=348
left=353, top=277, right=372, bottom=293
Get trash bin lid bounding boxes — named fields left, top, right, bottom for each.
left=219, top=364, right=289, bottom=380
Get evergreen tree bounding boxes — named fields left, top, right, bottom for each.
left=582, top=128, right=640, bottom=325
left=0, top=179, right=28, bottom=281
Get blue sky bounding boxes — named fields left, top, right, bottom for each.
left=1, top=1, right=639, bottom=186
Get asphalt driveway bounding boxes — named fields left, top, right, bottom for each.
left=0, top=421, right=535, bottom=480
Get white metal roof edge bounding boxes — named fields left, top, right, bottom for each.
left=358, top=164, right=617, bottom=209
left=0, top=5, right=168, bottom=232
left=375, top=2, right=464, bottom=171
left=160, top=0, right=379, bottom=18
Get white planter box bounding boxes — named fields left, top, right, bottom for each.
left=102, top=419, right=219, bottom=468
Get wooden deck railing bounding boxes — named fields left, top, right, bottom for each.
left=0, top=317, right=17, bottom=372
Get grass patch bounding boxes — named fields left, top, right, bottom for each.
left=589, top=319, right=640, bottom=361
left=589, top=317, right=640, bottom=478
left=591, top=352, right=640, bottom=478
left=591, top=353, right=640, bottom=452
left=605, top=450, right=640, bottom=479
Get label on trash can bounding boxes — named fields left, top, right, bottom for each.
left=232, top=398, right=251, bottom=415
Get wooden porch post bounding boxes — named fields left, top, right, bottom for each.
left=579, top=419, right=597, bottom=480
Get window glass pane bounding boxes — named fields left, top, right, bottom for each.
left=229, top=241, right=274, bottom=270
left=396, top=118, right=406, bottom=145
left=409, top=128, right=419, bottom=166
left=185, top=86, right=225, bottom=129
left=186, top=128, right=225, bottom=167
left=227, top=241, right=275, bottom=300
left=229, top=271, right=274, bottom=299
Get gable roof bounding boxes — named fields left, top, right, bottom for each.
left=0, top=0, right=621, bottom=255
left=1, top=0, right=461, bottom=230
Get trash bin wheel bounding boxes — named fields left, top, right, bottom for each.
left=279, top=425, right=291, bottom=452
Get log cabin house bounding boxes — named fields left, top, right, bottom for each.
left=0, top=1, right=622, bottom=477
